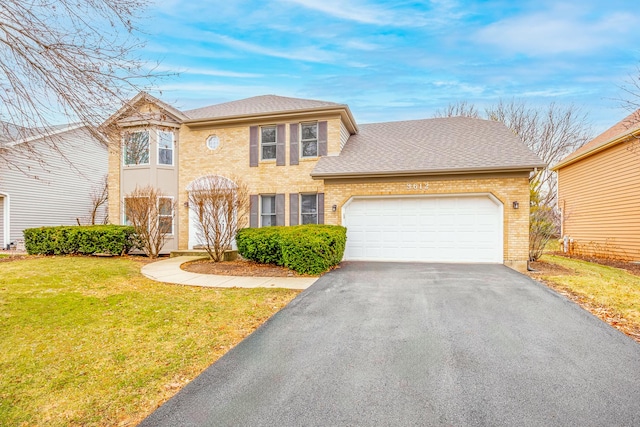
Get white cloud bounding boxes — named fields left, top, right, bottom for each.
left=206, top=33, right=340, bottom=64
left=476, top=7, right=635, bottom=56
left=154, top=65, right=263, bottom=78
left=278, top=0, right=465, bottom=27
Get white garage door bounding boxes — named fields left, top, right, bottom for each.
left=343, top=195, right=503, bottom=263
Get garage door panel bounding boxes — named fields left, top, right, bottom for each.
left=343, top=196, right=502, bottom=263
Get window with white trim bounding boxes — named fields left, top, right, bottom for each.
left=300, top=194, right=318, bottom=224
left=261, top=195, right=276, bottom=226
left=158, top=197, right=173, bottom=234
left=301, top=122, right=318, bottom=158
left=261, top=126, right=276, bottom=160
left=158, top=131, right=174, bottom=166
left=123, top=130, right=150, bottom=165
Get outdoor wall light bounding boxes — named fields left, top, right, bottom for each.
left=512, top=201, right=519, bottom=209
left=183, top=202, right=189, bottom=208
left=332, top=204, right=337, bottom=212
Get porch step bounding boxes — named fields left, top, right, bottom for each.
left=169, top=249, right=238, bottom=261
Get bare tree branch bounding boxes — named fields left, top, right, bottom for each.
left=0, top=0, right=158, bottom=166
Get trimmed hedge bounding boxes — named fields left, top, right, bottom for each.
left=23, top=225, right=136, bottom=255
left=236, top=225, right=346, bottom=275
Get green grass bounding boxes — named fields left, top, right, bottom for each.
left=539, top=255, right=640, bottom=327
left=0, top=256, right=300, bottom=426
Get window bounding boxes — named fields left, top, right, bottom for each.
left=123, top=196, right=173, bottom=235
left=301, top=122, right=318, bottom=158
left=158, top=197, right=173, bottom=234
left=123, top=196, right=148, bottom=227
left=123, top=131, right=149, bottom=165
left=261, top=195, right=276, bottom=226
left=158, top=131, right=174, bottom=165
left=301, top=194, right=318, bottom=224
left=261, top=126, right=276, bottom=160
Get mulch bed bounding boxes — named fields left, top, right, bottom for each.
left=552, top=253, right=640, bottom=276
left=182, top=258, right=310, bottom=277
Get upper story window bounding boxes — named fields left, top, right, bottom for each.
left=261, top=126, right=276, bottom=160
left=261, top=195, right=276, bottom=226
left=158, top=131, right=174, bottom=166
left=123, top=130, right=149, bottom=165
left=301, top=122, right=318, bottom=158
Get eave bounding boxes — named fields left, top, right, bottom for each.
left=552, top=127, right=640, bottom=171
left=183, top=106, right=359, bottom=134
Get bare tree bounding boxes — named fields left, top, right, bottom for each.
left=89, top=175, right=109, bottom=225
left=0, top=0, right=156, bottom=165
left=124, top=186, right=175, bottom=258
left=435, top=99, right=591, bottom=205
left=76, top=175, right=109, bottom=225
left=187, top=175, right=250, bottom=262
left=433, top=100, right=481, bottom=119
left=434, top=99, right=592, bottom=260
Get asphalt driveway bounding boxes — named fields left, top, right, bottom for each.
left=140, top=262, right=640, bottom=426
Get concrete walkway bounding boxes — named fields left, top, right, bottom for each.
left=141, top=256, right=317, bottom=290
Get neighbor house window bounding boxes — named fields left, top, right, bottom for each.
left=301, top=122, right=318, bottom=158
left=261, top=126, right=276, bottom=160
left=261, top=195, right=276, bottom=226
left=123, top=130, right=149, bottom=165
left=158, top=131, right=174, bottom=166
left=158, top=197, right=173, bottom=234
left=300, top=194, right=318, bottom=224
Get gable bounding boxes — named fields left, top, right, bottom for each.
left=102, top=91, right=186, bottom=129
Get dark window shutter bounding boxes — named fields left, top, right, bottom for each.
left=250, top=195, right=259, bottom=227
left=318, top=121, right=328, bottom=157
left=317, top=193, right=325, bottom=224
left=289, top=193, right=299, bottom=226
left=249, top=126, right=258, bottom=167
left=276, top=124, right=286, bottom=166
left=276, top=193, right=285, bottom=226
left=289, top=123, right=299, bottom=165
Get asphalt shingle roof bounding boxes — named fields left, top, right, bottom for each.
left=184, top=95, right=346, bottom=120
left=312, top=117, right=545, bottom=177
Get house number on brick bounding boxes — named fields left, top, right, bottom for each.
left=406, top=182, right=429, bottom=190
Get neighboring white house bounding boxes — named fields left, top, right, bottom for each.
left=0, top=123, right=108, bottom=249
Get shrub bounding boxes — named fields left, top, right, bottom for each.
left=236, top=227, right=283, bottom=265
left=236, top=225, right=347, bottom=275
left=23, top=225, right=136, bottom=255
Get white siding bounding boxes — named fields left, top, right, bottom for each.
left=0, top=127, right=108, bottom=244
left=0, top=195, right=4, bottom=247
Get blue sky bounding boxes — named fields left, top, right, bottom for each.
left=139, top=0, right=640, bottom=135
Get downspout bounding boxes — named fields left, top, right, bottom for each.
left=0, top=192, right=9, bottom=249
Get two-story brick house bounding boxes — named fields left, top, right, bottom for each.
left=106, top=92, right=544, bottom=272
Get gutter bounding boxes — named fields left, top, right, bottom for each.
left=311, top=164, right=547, bottom=180
left=5, top=123, right=87, bottom=147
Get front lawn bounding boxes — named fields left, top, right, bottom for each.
left=534, top=254, right=640, bottom=342
left=0, top=256, right=300, bottom=426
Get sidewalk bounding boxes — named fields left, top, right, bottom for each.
left=141, top=256, right=318, bottom=290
